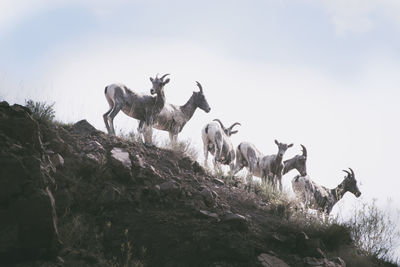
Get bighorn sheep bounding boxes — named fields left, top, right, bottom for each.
left=283, top=145, right=308, bottom=176
left=202, top=119, right=241, bottom=171
left=138, top=81, right=211, bottom=143
left=234, top=142, right=264, bottom=178
left=235, top=140, right=293, bottom=191
left=103, top=74, right=170, bottom=145
left=292, top=168, right=361, bottom=214
left=259, top=140, right=293, bottom=191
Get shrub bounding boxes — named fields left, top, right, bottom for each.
left=345, top=199, right=400, bottom=263
left=25, top=99, right=55, bottom=123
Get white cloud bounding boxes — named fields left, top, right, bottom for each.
left=0, top=0, right=134, bottom=35
left=310, top=0, right=400, bottom=35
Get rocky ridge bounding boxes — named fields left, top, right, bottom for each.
left=0, top=102, right=394, bottom=267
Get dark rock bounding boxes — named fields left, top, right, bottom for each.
left=178, top=156, right=192, bottom=170
left=200, top=187, right=215, bottom=207
left=222, top=213, right=248, bottom=232
left=192, top=161, right=205, bottom=174
left=258, top=253, right=290, bottom=267
left=159, top=181, right=181, bottom=195
left=213, top=178, right=225, bottom=186
left=0, top=103, right=60, bottom=262
left=199, top=210, right=219, bottom=220
left=0, top=103, right=43, bottom=152
left=303, top=257, right=345, bottom=267
left=72, top=120, right=97, bottom=135
left=296, top=231, right=326, bottom=257
left=331, top=257, right=346, bottom=267
left=50, top=153, right=64, bottom=168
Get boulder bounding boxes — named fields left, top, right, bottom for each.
left=110, top=147, right=131, bottom=169
left=72, top=120, right=97, bottom=135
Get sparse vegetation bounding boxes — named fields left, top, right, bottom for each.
left=162, top=138, right=199, bottom=161
left=345, top=199, right=400, bottom=263
left=118, top=129, right=141, bottom=144
left=25, top=99, right=55, bottom=123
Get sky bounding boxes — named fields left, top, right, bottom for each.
left=1, top=0, right=400, bottom=223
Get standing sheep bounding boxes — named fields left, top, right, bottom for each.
left=202, top=119, right=241, bottom=171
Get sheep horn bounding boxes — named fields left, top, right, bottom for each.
left=301, top=144, right=307, bottom=158
left=229, top=122, right=241, bottom=130
left=213, top=119, right=226, bottom=130
left=342, top=170, right=351, bottom=176
left=349, top=168, right=355, bottom=177
left=160, top=73, right=170, bottom=80
left=196, top=81, right=203, bottom=93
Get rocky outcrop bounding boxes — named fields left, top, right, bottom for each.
left=0, top=102, right=61, bottom=263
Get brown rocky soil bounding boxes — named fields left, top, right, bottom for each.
left=0, top=102, right=395, bottom=267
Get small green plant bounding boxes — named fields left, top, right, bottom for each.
left=25, top=99, right=55, bottom=123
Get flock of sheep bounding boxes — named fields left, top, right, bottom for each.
left=103, top=74, right=361, bottom=215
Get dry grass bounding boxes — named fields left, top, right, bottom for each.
left=162, top=138, right=199, bottom=161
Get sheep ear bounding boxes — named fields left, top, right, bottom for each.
left=288, top=143, right=294, bottom=148
left=275, top=139, right=279, bottom=145
left=163, top=78, right=170, bottom=85
left=230, top=130, right=238, bottom=135
left=150, top=77, right=154, bottom=82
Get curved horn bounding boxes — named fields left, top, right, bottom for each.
left=342, top=170, right=351, bottom=176
left=213, top=119, right=226, bottom=130
left=160, top=73, right=170, bottom=80
left=196, top=81, right=203, bottom=93
left=301, top=144, right=307, bottom=158
left=349, top=168, right=355, bottom=177
left=229, top=122, right=241, bottom=130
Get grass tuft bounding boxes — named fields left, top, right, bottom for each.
left=25, top=99, right=55, bottom=124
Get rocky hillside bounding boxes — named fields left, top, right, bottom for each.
left=0, top=101, right=395, bottom=267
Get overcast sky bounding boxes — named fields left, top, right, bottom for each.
left=1, top=1, right=400, bottom=221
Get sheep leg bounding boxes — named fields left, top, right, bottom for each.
left=203, top=141, right=209, bottom=167
left=214, top=132, right=223, bottom=162
left=213, top=138, right=222, bottom=172
left=233, top=149, right=244, bottom=174
left=137, top=121, right=145, bottom=143
left=277, top=175, right=283, bottom=192
left=103, top=93, right=114, bottom=134
left=143, top=124, right=153, bottom=146
left=169, top=132, right=178, bottom=144
left=107, top=102, right=123, bottom=135
left=103, top=107, right=113, bottom=134
left=261, top=170, right=267, bottom=185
